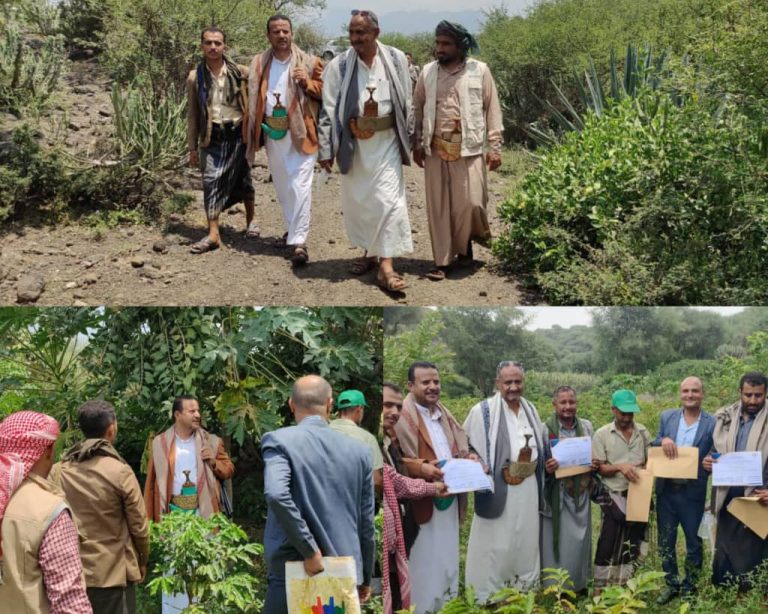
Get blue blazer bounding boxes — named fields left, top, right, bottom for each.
left=652, top=408, right=715, bottom=500
left=262, top=415, right=375, bottom=585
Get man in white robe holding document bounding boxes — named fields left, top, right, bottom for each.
left=463, top=361, right=545, bottom=600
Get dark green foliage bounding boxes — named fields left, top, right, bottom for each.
left=494, top=90, right=768, bottom=305
left=147, top=512, right=264, bottom=613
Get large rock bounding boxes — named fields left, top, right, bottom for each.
left=16, top=273, right=45, bottom=303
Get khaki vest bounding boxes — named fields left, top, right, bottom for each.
left=0, top=474, right=69, bottom=614
left=420, top=58, right=489, bottom=157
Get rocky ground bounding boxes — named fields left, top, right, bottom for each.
left=0, top=60, right=538, bottom=307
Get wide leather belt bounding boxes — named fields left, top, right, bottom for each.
left=431, top=135, right=462, bottom=161
left=264, top=115, right=289, bottom=131
left=349, top=114, right=394, bottom=139
left=501, top=460, right=537, bottom=486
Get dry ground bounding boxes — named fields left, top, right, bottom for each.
left=0, top=60, right=538, bottom=307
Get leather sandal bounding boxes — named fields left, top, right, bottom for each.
left=349, top=256, right=376, bottom=275
left=190, top=237, right=220, bottom=254
left=377, top=270, right=407, bottom=292
left=290, top=245, right=309, bottom=266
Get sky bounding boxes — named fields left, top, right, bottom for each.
left=323, top=0, right=533, bottom=13
left=522, top=307, right=746, bottom=330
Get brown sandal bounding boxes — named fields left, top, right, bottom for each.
left=291, top=245, right=309, bottom=266
left=377, top=270, right=407, bottom=292
left=426, top=267, right=448, bottom=281
left=190, top=237, right=220, bottom=254
left=349, top=256, right=376, bottom=275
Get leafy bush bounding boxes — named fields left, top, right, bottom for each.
left=494, top=90, right=768, bottom=305
left=101, top=0, right=273, bottom=93
left=477, top=0, right=716, bottom=142
left=147, top=512, right=264, bottom=613
left=59, top=0, right=104, bottom=49
left=0, top=17, right=67, bottom=114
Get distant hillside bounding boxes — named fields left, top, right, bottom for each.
left=321, top=9, right=485, bottom=36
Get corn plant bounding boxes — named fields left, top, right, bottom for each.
left=110, top=80, right=187, bottom=173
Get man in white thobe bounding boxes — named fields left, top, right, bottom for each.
left=463, top=361, right=545, bottom=601
left=318, top=10, right=413, bottom=292
left=393, top=361, right=480, bottom=614
left=248, top=15, right=324, bottom=266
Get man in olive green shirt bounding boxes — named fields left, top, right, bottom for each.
left=592, top=389, right=650, bottom=591
left=330, top=390, right=384, bottom=492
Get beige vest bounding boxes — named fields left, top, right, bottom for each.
left=420, top=58, right=489, bottom=157
left=0, top=474, right=69, bottom=614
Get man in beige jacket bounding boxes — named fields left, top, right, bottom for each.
left=52, top=400, right=149, bottom=614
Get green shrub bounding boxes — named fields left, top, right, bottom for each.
left=0, top=17, right=67, bottom=114
left=494, top=91, right=768, bottom=305
left=59, top=0, right=104, bottom=49
left=147, top=512, right=264, bottom=613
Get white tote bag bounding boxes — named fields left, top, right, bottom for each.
left=285, top=556, right=362, bottom=614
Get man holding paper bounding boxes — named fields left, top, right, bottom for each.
left=463, top=361, right=545, bottom=599
left=393, top=362, right=475, bottom=614
left=703, top=371, right=768, bottom=590
left=652, top=376, right=715, bottom=604
left=541, top=386, right=595, bottom=593
left=592, top=389, right=651, bottom=591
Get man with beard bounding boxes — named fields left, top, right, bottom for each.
left=653, top=377, right=714, bottom=604
left=704, top=372, right=768, bottom=590
left=392, top=362, right=477, bottom=614
left=318, top=10, right=414, bottom=293
left=144, top=395, right=235, bottom=613
left=463, top=361, right=545, bottom=599
left=187, top=27, right=257, bottom=253
left=247, top=15, right=323, bottom=265
left=541, top=386, right=597, bottom=594
left=380, top=382, right=446, bottom=614
left=412, top=21, right=503, bottom=280
left=592, top=390, right=650, bottom=591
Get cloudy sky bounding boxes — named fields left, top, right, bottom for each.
left=521, top=307, right=746, bottom=330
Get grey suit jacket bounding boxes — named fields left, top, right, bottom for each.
left=262, top=415, right=375, bottom=585
left=652, top=408, right=715, bottom=500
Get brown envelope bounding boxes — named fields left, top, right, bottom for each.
left=727, top=497, right=768, bottom=539
left=555, top=465, right=592, bottom=479
left=626, top=469, right=654, bottom=522
left=646, top=447, right=699, bottom=479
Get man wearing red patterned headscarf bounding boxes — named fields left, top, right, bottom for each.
left=0, top=411, right=92, bottom=614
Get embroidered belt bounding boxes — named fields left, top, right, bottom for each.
left=431, top=135, right=462, bottom=161
left=349, top=114, right=394, bottom=139
left=264, top=115, right=289, bottom=131
left=501, top=460, right=537, bottom=486
left=170, top=493, right=198, bottom=510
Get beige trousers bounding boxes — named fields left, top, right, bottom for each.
left=424, top=153, right=489, bottom=267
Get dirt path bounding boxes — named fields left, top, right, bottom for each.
left=0, top=62, right=536, bottom=307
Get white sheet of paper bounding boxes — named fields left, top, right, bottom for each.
left=442, top=458, right=492, bottom=494
left=551, top=436, right=592, bottom=468
left=712, top=451, right=764, bottom=486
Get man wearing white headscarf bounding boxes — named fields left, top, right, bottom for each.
left=0, top=410, right=92, bottom=613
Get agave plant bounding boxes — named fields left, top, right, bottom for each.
left=527, top=43, right=673, bottom=146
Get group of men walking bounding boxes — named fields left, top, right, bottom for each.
left=187, top=13, right=503, bottom=293
left=381, top=365, right=768, bottom=613
left=0, top=395, right=234, bottom=613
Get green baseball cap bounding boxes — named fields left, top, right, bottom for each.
left=337, top=389, right=367, bottom=410
left=611, top=389, right=640, bottom=413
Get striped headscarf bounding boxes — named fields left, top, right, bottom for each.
left=0, top=411, right=60, bottom=522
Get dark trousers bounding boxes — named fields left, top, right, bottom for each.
left=713, top=503, right=768, bottom=591
left=86, top=584, right=136, bottom=614
left=656, top=486, right=704, bottom=592
left=264, top=573, right=288, bottom=614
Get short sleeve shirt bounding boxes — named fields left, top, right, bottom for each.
left=329, top=418, right=384, bottom=470
left=592, top=421, right=650, bottom=492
